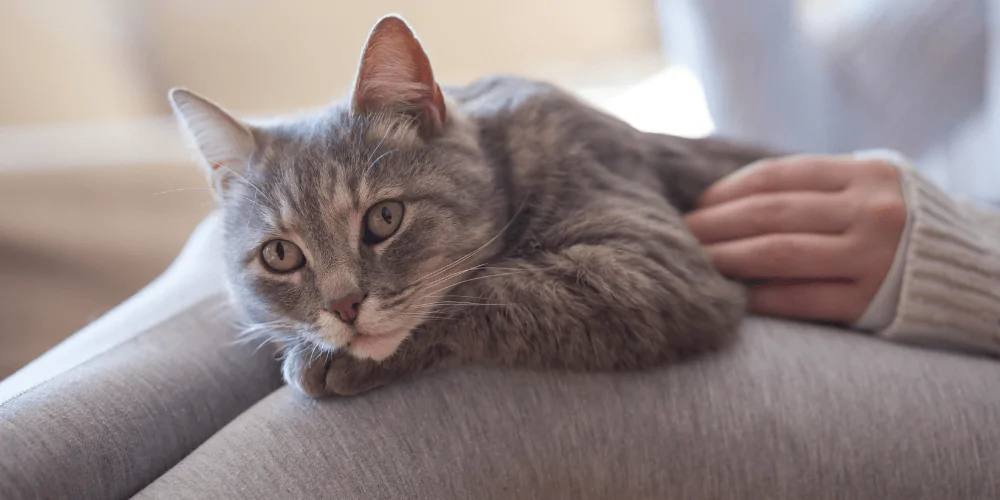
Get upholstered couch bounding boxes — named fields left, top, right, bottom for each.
left=2, top=212, right=999, bottom=499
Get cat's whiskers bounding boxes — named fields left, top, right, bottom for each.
left=220, top=165, right=274, bottom=208
left=153, top=187, right=216, bottom=196
left=415, top=270, right=530, bottom=304
left=251, top=336, right=282, bottom=354
left=393, top=263, right=497, bottom=316
left=423, top=294, right=490, bottom=301
left=409, top=302, right=507, bottom=308
left=413, top=263, right=488, bottom=296
left=412, top=229, right=499, bottom=285
left=232, top=318, right=303, bottom=351
left=217, top=162, right=277, bottom=207
left=235, top=334, right=294, bottom=353
left=366, top=124, right=391, bottom=164
left=189, top=164, right=273, bottom=238
left=276, top=336, right=314, bottom=361
left=154, top=187, right=266, bottom=208
left=368, top=150, right=395, bottom=171
left=413, top=198, right=528, bottom=285
left=234, top=326, right=286, bottom=343
left=244, top=188, right=260, bottom=231
left=418, top=264, right=525, bottom=294
left=395, top=313, right=452, bottom=321
left=306, top=343, right=323, bottom=367
left=386, top=201, right=530, bottom=318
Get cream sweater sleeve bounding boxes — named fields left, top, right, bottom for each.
left=860, top=153, right=1000, bottom=355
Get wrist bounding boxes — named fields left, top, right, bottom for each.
left=878, top=170, right=1000, bottom=353
left=851, top=149, right=915, bottom=332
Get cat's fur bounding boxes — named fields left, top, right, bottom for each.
left=170, top=15, right=774, bottom=397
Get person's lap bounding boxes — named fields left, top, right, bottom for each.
left=137, top=317, right=1000, bottom=500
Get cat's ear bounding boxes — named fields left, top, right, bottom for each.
left=168, top=88, right=256, bottom=191
left=351, top=15, right=446, bottom=137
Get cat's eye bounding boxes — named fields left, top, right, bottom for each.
left=260, top=239, right=306, bottom=273
left=363, top=200, right=404, bottom=244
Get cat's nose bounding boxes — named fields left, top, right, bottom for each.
left=325, top=294, right=366, bottom=325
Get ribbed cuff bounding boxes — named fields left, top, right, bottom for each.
left=852, top=149, right=914, bottom=332
left=879, top=169, right=1000, bottom=355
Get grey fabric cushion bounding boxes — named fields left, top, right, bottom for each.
left=137, top=317, right=1000, bottom=500
left=0, top=296, right=283, bottom=500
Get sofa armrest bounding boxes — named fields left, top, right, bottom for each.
left=1, top=212, right=229, bottom=403
left=0, top=213, right=283, bottom=500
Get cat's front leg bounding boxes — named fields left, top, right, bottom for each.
left=436, top=236, right=746, bottom=371
left=282, top=348, right=397, bottom=397
left=280, top=344, right=334, bottom=398
left=324, top=351, right=411, bottom=396
left=282, top=334, right=456, bottom=397
left=325, top=335, right=458, bottom=396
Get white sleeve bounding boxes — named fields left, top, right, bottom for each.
left=852, top=150, right=1000, bottom=355
left=823, top=0, right=988, bottom=157
left=657, top=0, right=860, bottom=153
left=657, top=0, right=988, bottom=158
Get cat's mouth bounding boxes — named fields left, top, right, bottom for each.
left=345, top=328, right=410, bottom=361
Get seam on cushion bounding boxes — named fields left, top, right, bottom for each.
left=141, top=385, right=289, bottom=495
left=0, top=291, right=232, bottom=408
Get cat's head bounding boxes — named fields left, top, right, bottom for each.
left=170, top=15, right=507, bottom=361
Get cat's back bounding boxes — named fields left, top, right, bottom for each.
left=446, top=75, right=620, bottom=136
left=446, top=75, right=562, bottom=118
left=445, top=76, right=645, bottom=173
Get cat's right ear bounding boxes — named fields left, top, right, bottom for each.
left=168, top=88, right=256, bottom=192
left=351, top=15, right=446, bottom=138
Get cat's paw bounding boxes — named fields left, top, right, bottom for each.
left=323, top=353, right=391, bottom=396
left=281, top=345, right=395, bottom=397
left=281, top=348, right=335, bottom=398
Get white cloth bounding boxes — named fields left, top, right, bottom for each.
left=657, top=0, right=1000, bottom=205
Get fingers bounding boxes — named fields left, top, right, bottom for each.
left=748, top=281, right=867, bottom=323
left=685, top=192, right=851, bottom=245
left=704, top=234, right=857, bottom=280
left=688, top=155, right=908, bottom=325
left=699, top=155, right=855, bottom=208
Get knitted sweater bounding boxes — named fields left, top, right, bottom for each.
left=855, top=151, right=1000, bottom=355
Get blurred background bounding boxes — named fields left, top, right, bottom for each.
left=0, top=0, right=707, bottom=378
left=1, top=0, right=995, bottom=378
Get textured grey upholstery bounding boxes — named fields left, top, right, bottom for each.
left=137, top=318, right=1000, bottom=500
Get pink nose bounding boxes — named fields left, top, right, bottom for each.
left=325, top=294, right=365, bottom=325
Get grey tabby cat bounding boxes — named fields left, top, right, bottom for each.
left=169, top=15, right=773, bottom=398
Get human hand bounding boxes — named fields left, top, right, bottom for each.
left=684, top=155, right=907, bottom=324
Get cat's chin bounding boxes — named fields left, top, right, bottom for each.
left=345, top=329, right=411, bottom=361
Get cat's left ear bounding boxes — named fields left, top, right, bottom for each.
left=168, top=88, right=256, bottom=192
left=351, top=15, right=446, bottom=137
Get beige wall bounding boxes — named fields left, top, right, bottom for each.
left=0, top=0, right=661, bottom=125
left=0, top=1, right=157, bottom=124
